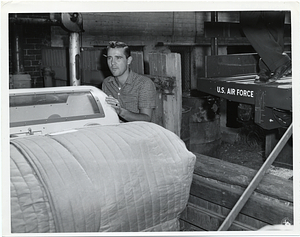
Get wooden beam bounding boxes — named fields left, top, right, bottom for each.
left=218, top=123, right=293, bottom=231
left=179, top=219, right=205, bottom=231
left=193, top=153, right=293, bottom=202
left=190, top=174, right=293, bottom=227
left=181, top=202, right=258, bottom=231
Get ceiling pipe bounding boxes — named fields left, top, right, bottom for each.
left=9, top=17, right=60, bottom=26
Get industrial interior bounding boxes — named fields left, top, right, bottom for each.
left=7, top=10, right=293, bottom=233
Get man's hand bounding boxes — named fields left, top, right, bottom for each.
left=105, top=95, right=153, bottom=122
left=105, top=95, right=121, bottom=114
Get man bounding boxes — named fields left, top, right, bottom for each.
left=102, top=41, right=156, bottom=122
left=240, top=11, right=292, bottom=83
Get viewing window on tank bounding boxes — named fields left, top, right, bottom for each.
left=10, top=90, right=105, bottom=127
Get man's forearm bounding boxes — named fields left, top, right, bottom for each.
left=119, top=108, right=151, bottom=122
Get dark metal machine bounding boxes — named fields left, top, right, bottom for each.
left=197, top=74, right=292, bottom=130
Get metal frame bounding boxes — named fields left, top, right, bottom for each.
left=197, top=75, right=292, bottom=130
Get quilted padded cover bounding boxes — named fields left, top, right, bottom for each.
left=10, top=145, right=56, bottom=232
left=10, top=121, right=196, bottom=232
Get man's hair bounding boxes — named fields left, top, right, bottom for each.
left=106, top=41, right=131, bottom=58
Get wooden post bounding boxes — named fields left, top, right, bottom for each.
left=265, top=130, right=277, bottom=158
left=149, top=52, right=182, bottom=136
left=165, top=53, right=182, bottom=136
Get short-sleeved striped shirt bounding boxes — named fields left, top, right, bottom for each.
left=102, top=70, right=156, bottom=114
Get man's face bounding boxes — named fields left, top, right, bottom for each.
left=107, top=47, right=131, bottom=77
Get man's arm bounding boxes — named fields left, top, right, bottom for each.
left=118, top=107, right=153, bottom=122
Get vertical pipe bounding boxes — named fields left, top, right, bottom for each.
left=69, top=32, right=80, bottom=86
left=11, top=23, right=25, bottom=74
left=211, top=11, right=218, bottom=56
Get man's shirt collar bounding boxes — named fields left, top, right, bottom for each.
left=107, top=70, right=133, bottom=85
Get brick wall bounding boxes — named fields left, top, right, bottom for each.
left=9, top=13, right=51, bottom=87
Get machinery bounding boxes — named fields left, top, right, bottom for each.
left=197, top=74, right=292, bottom=130
left=9, top=86, right=119, bottom=137
left=197, top=71, right=293, bottom=167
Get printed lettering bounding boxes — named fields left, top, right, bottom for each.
left=216, top=86, right=254, bottom=98
left=227, top=88, right=235, bottom=95
left=237, top=89, right=254, bottom=98
left=217, top=86, right=225, bottom=94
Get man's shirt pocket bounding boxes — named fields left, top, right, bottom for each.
left=122, top=95, right=138, bottom=113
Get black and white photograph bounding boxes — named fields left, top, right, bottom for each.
left=1, top=0, right=299, bottom=236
